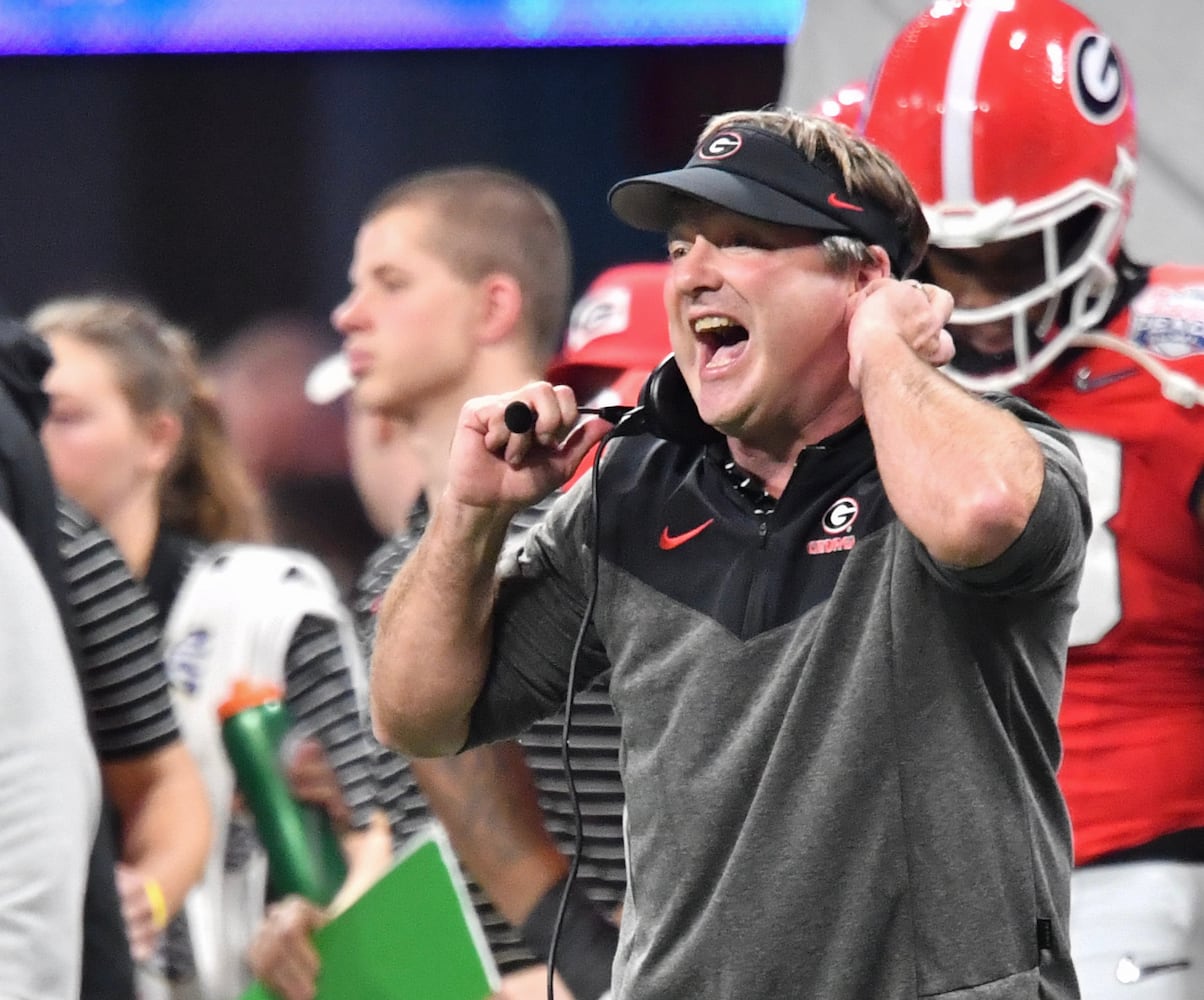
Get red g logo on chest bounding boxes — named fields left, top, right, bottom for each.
left=807, top=497, right=860, bottom=556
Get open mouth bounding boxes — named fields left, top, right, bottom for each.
left=692, top=315, right=749, bottom=368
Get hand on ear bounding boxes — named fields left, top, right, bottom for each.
left=846, top=276, right=955, bottom=389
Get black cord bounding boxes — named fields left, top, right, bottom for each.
left=546, top=432, right=614, bottom=1000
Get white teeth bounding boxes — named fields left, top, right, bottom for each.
left=692, top=315, right=737, bottom=333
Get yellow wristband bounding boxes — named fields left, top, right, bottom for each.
left=144, top=877, right=169, bottom=931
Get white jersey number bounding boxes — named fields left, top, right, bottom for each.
left=1068, top=430, right=1122, bottom=647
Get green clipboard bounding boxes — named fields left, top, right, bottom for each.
left=241, top=823, right=501, bottom=1000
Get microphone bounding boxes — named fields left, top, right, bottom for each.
left=503, top=400, right=636, bottom=434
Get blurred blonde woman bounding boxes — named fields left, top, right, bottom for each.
left=33, top=297, right=267, bottom=581
left=34, top=296, right=390, bottom=999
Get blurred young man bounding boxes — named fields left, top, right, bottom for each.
left=251, top=167, right=623, bottom=1000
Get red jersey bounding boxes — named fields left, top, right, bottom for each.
left=1019, top=264, right=1204, bottom=864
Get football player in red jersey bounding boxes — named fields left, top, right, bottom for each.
left=861, top=1, right=1204, bottom=996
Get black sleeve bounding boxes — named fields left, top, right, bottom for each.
left=57, top=502, right=180, bottom=759
left=283, top=614, right=379, bottom=830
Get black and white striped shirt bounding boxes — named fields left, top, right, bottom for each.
left=281, top=615, right=378, bottom=833
left=56, top=497, right=178, bottom=759
left=142, top=529, right=380, bottom=835
left=141, top=530, right=382, bottom=983
left=351, top=494, right=627, bottom=973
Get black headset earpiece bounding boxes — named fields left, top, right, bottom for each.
left=507, top=355, right=720, bottom=445
left=628, top=354, right=722, bottom=447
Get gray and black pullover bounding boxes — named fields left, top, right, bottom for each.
left=470, top=395, right=1089, bottom=1000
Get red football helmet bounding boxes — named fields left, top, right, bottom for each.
left=862, top=0, right=1138, bottom=390
left=547, top=261, right=672, bottom=489
left=810, top=81, right=869, bottom=131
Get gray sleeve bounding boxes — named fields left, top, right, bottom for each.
left=0, top=514, right=100, bottom=1000
left=466, top=492, right=611, bottom=748
left=917, top=398, right=1092, bottom=596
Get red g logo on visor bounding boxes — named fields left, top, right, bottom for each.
left=697, top=132, right=743, bottom=160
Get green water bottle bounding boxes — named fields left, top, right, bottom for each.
left=218, top=679, right=347, bottom=905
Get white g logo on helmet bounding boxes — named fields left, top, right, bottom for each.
left=1071, top=31, right=1125, bottom=124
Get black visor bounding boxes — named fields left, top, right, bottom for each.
left=609, top=125, right=908, bottom=275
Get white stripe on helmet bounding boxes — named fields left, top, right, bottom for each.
left=942, top=2, right=999, bottom=203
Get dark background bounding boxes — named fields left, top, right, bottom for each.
left=0, top=43, right=784, bottom=353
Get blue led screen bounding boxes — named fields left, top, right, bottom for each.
left=0, top=1, right=804, bottom=55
